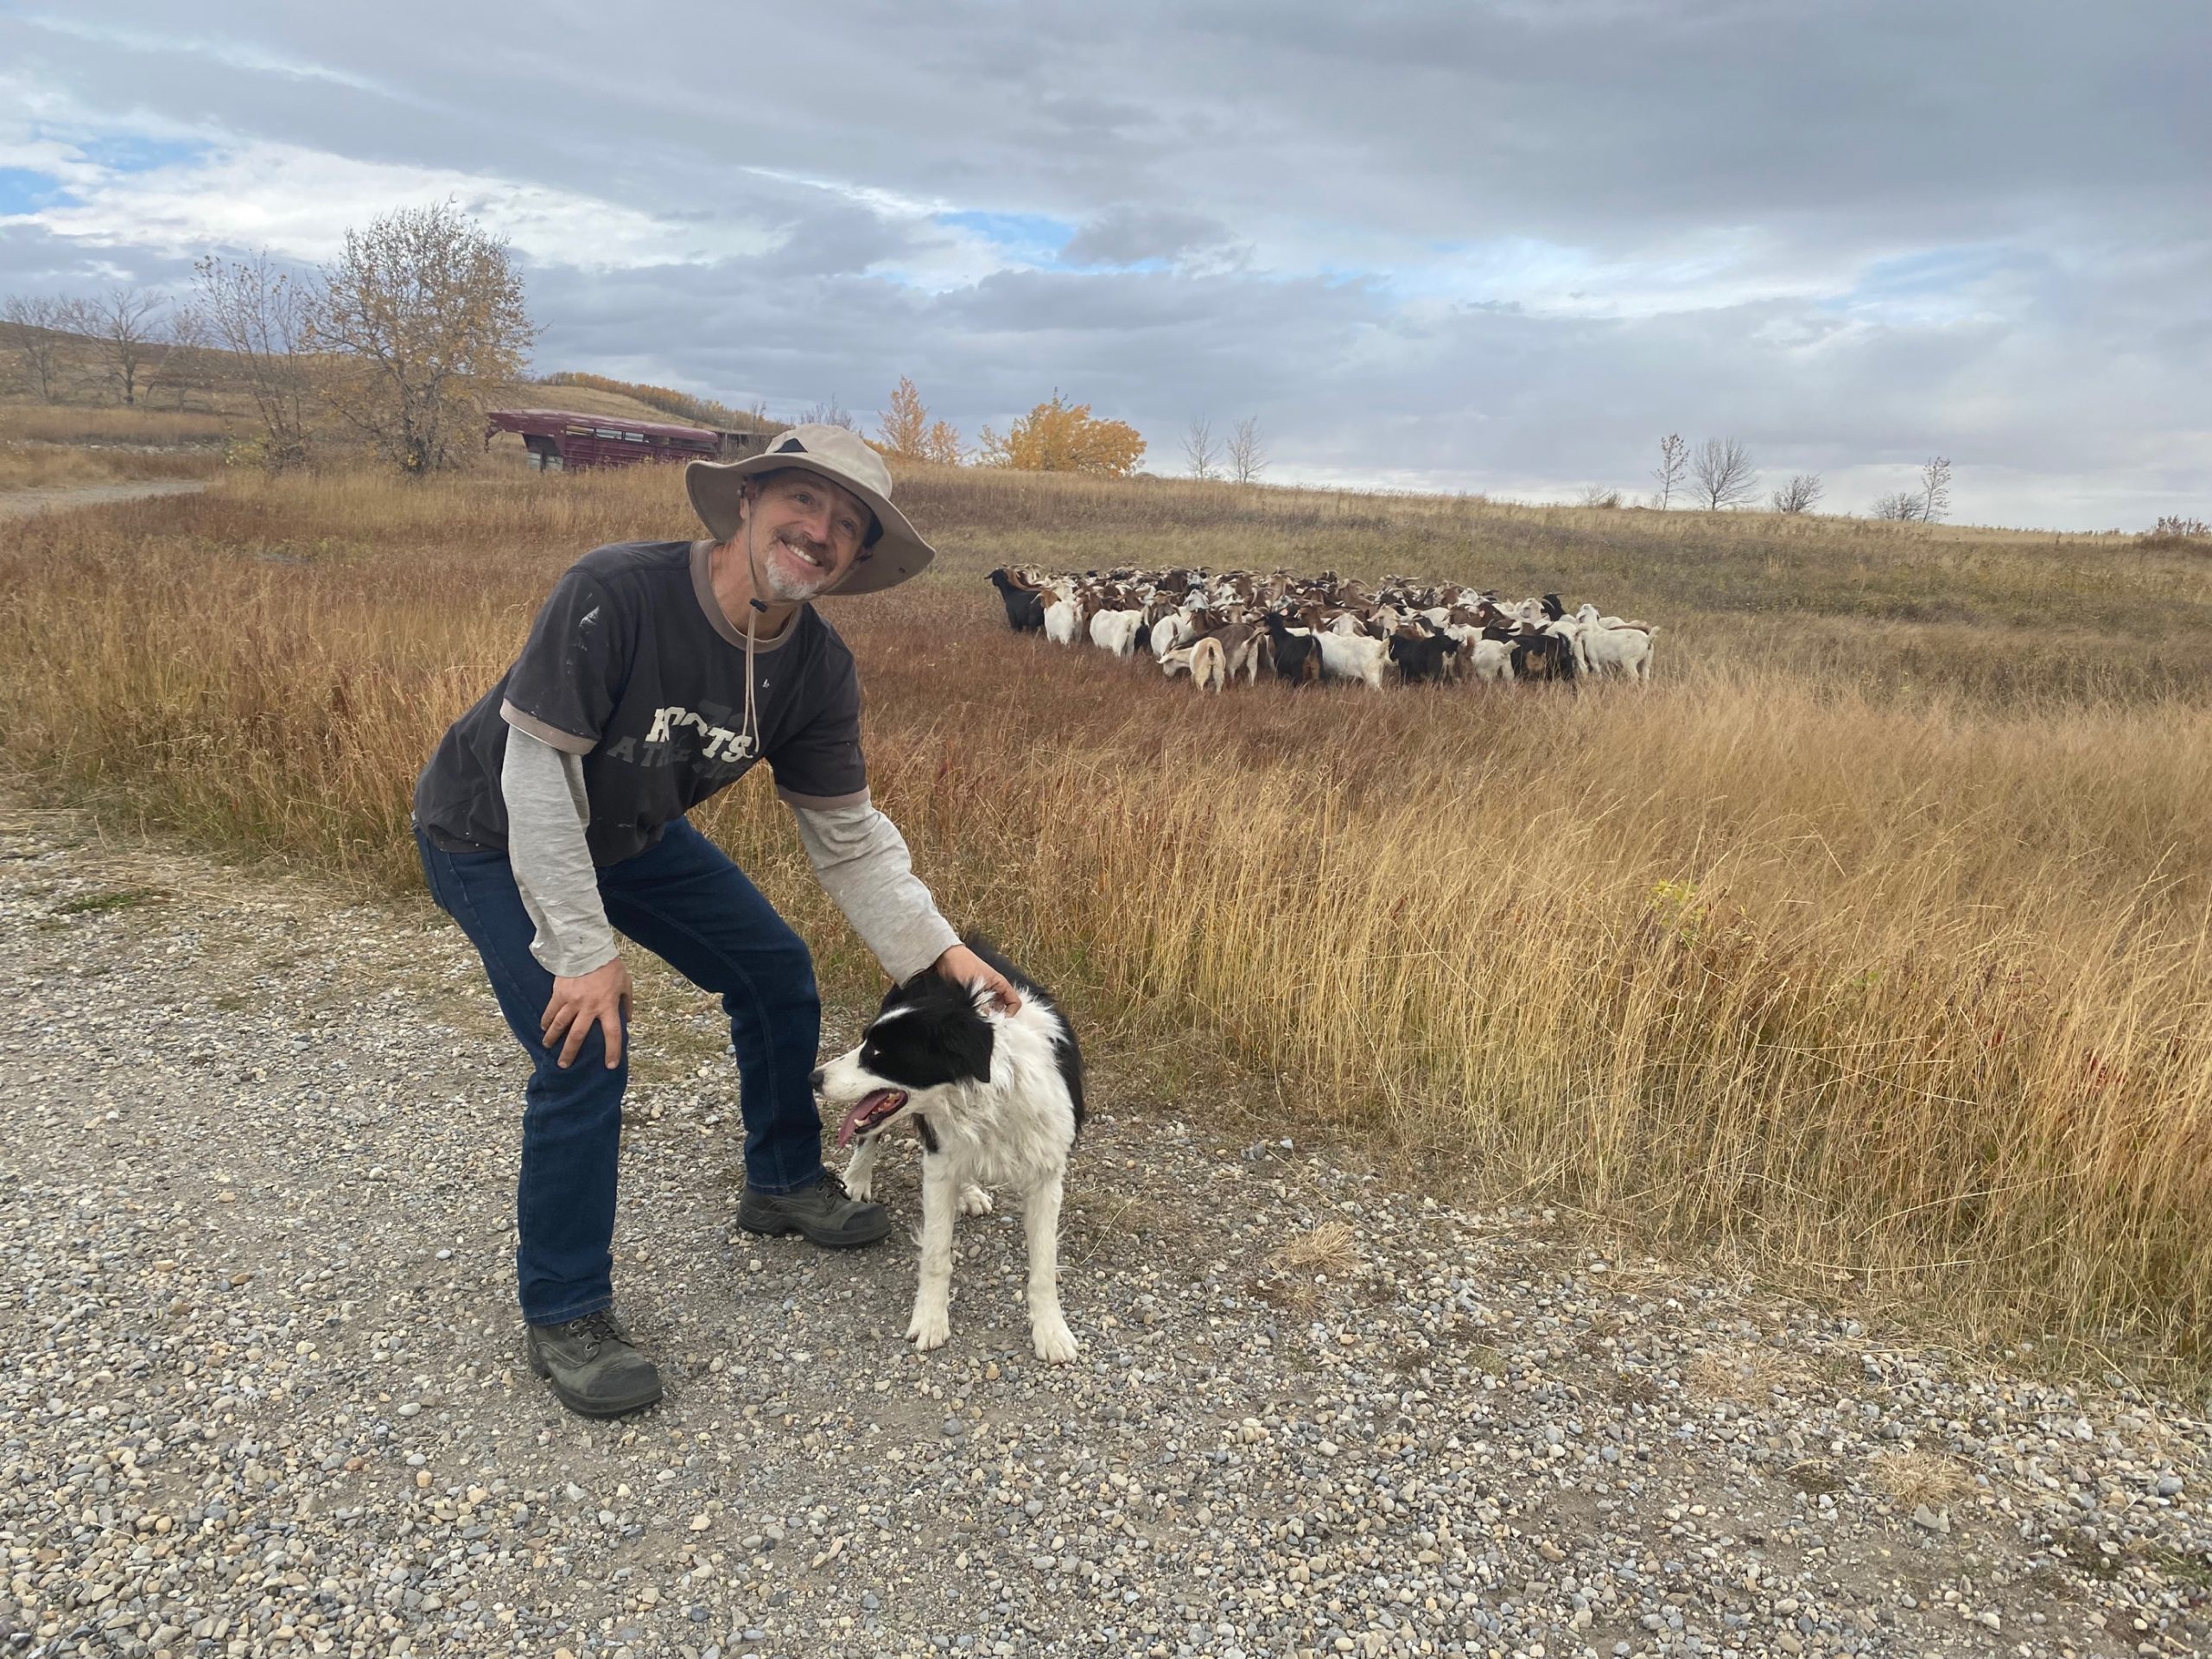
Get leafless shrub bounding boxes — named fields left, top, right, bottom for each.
left=2138, top=515, right=2209, bottom=550
left=1770, top=474, right=1823, bottom=513
left=86, top=286, right=168, bottom=407
left=1580, top=484, right=1624, bottom=509
left=194, top=251, right=317, bottom=469
left=1871, top=491, right=1923, bottom=521
left=1650, top=432, right=1688, bottom=508
left=1918, top=455, right=1953, bottom=523
left=1182, top=414, right=1219, bottom=480
left=2, top=294, right=86, bottom=403
left=1689, top=436, right=1759, bottom=510
left=152, top=303, right=210, bottom=410
left=1227, top=415, right=1268, bottom=483
left=798, top=396, right=855, bottom=430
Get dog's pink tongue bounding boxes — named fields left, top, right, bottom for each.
left=835, top=1090, right=896, bottom=1148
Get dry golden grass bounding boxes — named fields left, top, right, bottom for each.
left=482, top=379, right=697, bottom=423
left=1272, top=1220, right=1361, bottom=1277
left=1686, top=1344, right=1819, bottom=1403
left=0, top=443, right=226, bottom=489
left=3, top=461, right=2210, bottom=1366
left=1866, top=1447, right=1975, bottom=1511
left=0, top=404, right=233, bottom=447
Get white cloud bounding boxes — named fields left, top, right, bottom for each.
left=0, top=1, right=2202, bottom=530
left=3, top=138, right=786, bottom=269
left=13, top=12, right=391, bottom=95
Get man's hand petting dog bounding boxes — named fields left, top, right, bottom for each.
left=934, top=942, right=1021, bottom=1014
left=543, top=957, right=633, bottom=1069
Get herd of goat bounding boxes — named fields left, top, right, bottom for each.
left=986, top=566, right=1658, bottom=690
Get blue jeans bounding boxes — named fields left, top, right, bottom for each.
left=415, top=817, right=826, bottom=1325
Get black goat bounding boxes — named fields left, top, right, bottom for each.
left=1510, top=630, right=1577, bottom=683
left=987, top=568, right=1046, bottom=632
left=1262, top=612, right=1324, bottom=685
left=1387, top=629, right=1460, bottom=683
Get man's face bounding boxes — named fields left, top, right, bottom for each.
left=739, top=471, right=873, bottom=601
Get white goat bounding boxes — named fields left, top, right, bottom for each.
left=1314, top=631, right=1391, bottom=690
left=1581, top=623, right=1656, bottom=683
left=1089, top=608, right=1147, bottom=657
left=1160, top=635, right=1228, bottom=692
left=1148, top=613, right=1192, bottom=659
left=1463, top=637, right=1515, bottom=683
left=1042, top=588, right=1086, bottom=646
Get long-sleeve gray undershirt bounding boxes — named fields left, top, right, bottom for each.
left=499, top=728, right=958, bottom=983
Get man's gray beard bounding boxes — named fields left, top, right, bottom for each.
left=761, top=539, right=834, bottom=602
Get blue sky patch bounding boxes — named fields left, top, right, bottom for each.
left=74, top=134, right=212, bottom=174
left=1821, top=243, right=2045, bottom=321
left=1852, top=245, right=2034, bottom=297
left=0, top=168, right=67, bottom=216
left=936, top=209, right=1076, bottom=263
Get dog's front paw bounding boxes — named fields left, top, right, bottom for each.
left=1031, top=1317, right=1078, bottom=1364
left=906, top=1302, right=950, bottom=1352
left=958, top=1184, right=995, bottom=1217
left=844, top=1171, right=874, bottom=1203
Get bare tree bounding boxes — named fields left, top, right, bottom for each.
left=1769, top=473, right=1823, bottom=513
left=1182, top=414, right=1220, bottom=480
left=1650, top=432, right=1688, bottom=508
left=1870, top=491, right=1923, bottom=521
left=310, top=201, right=535, bottom=474
left=1578, top=484, right=1624, bottom=508
left=1227, top=415, right=1268, bottom=483
left=1688, top=435, right=1759, bottom=509
left=2, top=294, right=85, bottom=403
left=194, top=251, right=318, bottom=467
left=798, top=396, right=855, bottom=430
left=1917, top=455, right=1953, bottom=524
left=149, top=303, right=209, bottom=410
left=87, top=286, right=168, bottom=406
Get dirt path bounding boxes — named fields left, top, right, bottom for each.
left=0, top=480, right=209, bottom=519
left=0, top=801, right=2205, bottom=1658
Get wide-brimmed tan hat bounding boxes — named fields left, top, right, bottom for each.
left=684, top=423, right=935, bottom=596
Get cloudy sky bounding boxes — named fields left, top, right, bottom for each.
left=2, top=1, right=2204, bottom=529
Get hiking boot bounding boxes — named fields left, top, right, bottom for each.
left=736, top=1172, right=892, bottom=1249
left=524, top=1310, right=664, bottom=1418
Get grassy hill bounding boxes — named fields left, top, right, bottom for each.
left=3, top=456, right=2209, bottom=1368
left=0, top=325, right=768, bottom=480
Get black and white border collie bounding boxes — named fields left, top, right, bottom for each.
left=811, top=938, right=1084, bottom=1363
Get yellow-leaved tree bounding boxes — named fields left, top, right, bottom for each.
left=976, top=391, right=1144, bottom=476
left=309, top=200, right=535, bottom=474
left=875, top=376, right=963, bottom=464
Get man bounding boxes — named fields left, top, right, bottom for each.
left=411, top=423, right=1018, bottom=1418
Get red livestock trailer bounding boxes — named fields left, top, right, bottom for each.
left=486, top=408, right=767, bottom=471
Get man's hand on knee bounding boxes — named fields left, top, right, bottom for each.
left=543, top=956, right=632, bottom=1069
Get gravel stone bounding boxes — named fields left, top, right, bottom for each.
left=2, top=800, right=2208, bottom=1658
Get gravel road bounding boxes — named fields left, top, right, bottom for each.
left=3, top=801, right=2206, bottom=1659
left=0, top=482, right=208, bottom=520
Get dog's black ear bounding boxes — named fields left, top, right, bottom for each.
left=940, top=1001, right=996, bottom=1083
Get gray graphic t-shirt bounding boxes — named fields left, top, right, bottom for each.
left=413, top=539, right=867, bottom=866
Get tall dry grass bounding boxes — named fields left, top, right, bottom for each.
left=0, top=444, right=226, bottom=490
left=4, top=464, right=2210, bottom=1362
left=0, top=404, right=232, bottom=448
